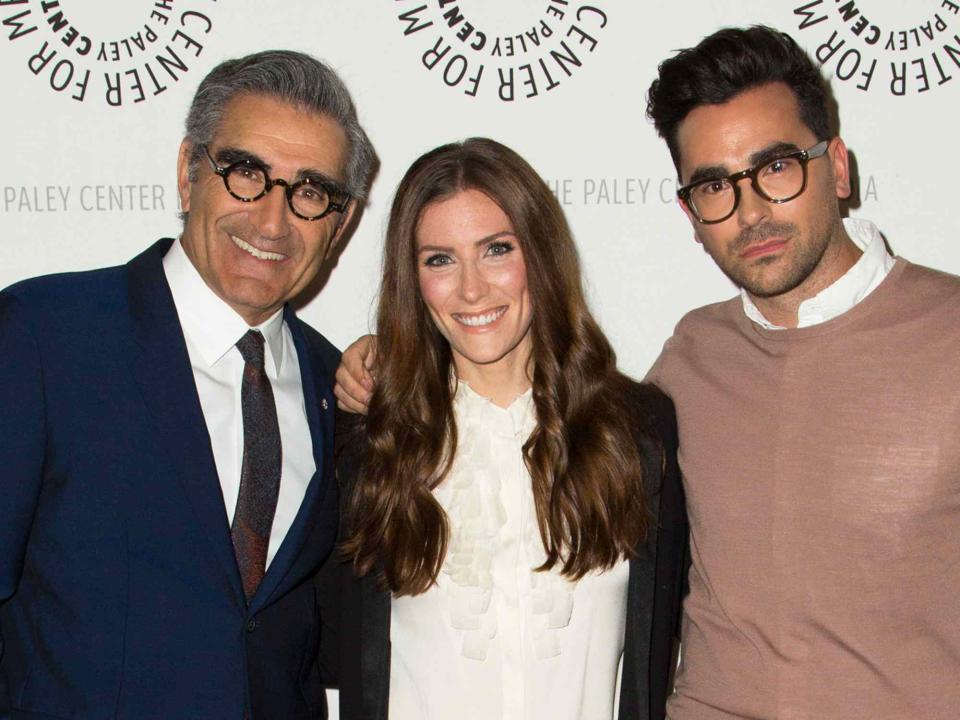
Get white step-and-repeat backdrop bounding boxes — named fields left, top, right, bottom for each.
left=2, top=1, right=958, bottom=377
left=2, top=1, right=958, bottom=715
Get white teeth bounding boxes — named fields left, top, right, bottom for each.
left=455, top=307, right=506, bottom=327
left=231, top=235, right=284, bottom=261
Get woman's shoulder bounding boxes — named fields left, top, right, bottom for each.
left=335, top=408, right=366, bottom=447
left=334, top=409, right=369, bottom=493
left=610, top=377, right=679, bottom=503
left=617, top=377, right=677, bottom=446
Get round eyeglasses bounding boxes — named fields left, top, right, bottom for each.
left=677, top=140, right=830, bottom=224
left=203, top=145, right=351, bottom=221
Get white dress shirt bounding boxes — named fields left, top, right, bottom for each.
left=162, top=238, right=315, bottom=566
left=741, top=218, right=895, bottom=329
left=389, top=381, right=630, bottom=720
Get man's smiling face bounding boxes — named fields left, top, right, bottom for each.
left=177, top=92, right=353, bottom=325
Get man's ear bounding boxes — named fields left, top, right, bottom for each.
left=325, top=199, right=358, bottom=260
left=177, top=139, right=194, bottom=213
left=677, top=197, right=703, bottom=244
left=829, top=137, right=852, bottom=200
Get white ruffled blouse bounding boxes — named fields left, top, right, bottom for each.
left=389, top=382, right=630, bottom=720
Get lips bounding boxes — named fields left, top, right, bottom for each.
left=231, top=234, right=285, bottom=262
left=452, top=306, right=507, bottom=327
left=740, top=238, right=787, bottom=259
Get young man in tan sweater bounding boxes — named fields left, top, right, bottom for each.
left=645, top=26, right=960, bottom=720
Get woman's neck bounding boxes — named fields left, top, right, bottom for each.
left=454, top=357, right=532, bottom=409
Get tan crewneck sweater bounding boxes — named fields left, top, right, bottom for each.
left=650, top=259, right=960, bottom=720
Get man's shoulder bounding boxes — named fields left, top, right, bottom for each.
left=886, top=259, right=960, bottom=334
left=2, top=263, right=127, bottom=318
left=662, top=295, right=743, bottom=354
left=897, top=258, right=960, bottom=298
left=1, top=240, right=174, bottom=332
left=675, top=295, right=742, bottom=330
left=645, top=295, right=742, bottom=389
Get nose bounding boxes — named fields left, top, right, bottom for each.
left=250, top=185, right=291, bottom=240
left=459, top=261, right=488, bottom=304
left=734, top=177, right=771, bottom=228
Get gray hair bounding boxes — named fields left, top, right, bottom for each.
left=184, top=49, right=376, bottom=200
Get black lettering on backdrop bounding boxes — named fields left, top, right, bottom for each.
left=392, top=0, right=609, bottom=102
left=792, top=0, right=960, bottom=96
left=2, top=1, right=220, bottom=107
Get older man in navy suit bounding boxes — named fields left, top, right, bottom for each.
left=0, top=50, right=374, bottom=720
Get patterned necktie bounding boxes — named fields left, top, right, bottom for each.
left=232, top=329, right=282, bottom=602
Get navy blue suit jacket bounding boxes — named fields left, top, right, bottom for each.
left=0, top=239, right=340, bottom=720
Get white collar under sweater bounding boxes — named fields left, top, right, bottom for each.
left=740, top=218, right=895, bottom=330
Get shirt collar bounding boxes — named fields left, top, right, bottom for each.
left=454, top=379, right=536, bottom=439
left=740, top=218, right=895, bottom=330
left=162, top=237, right=285, bottom=372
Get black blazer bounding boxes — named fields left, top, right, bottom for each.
left=317, top=384, right=687, bottom=720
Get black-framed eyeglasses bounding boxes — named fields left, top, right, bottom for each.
left=677, top=140, right=830, bottom=224
left=203, top=145, right=350, bottom=221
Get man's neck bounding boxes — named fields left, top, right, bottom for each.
left=750, top=230, right=862, bottom=329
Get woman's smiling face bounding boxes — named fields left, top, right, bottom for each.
left=415, top=188, right=533, bottom=385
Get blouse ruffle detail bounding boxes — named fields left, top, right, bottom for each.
left=440, top=381, right=574, bottom=662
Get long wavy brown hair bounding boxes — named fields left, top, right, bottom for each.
left=343, top=138, right=656, bottom=595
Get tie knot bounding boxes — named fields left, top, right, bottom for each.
left=236, top=330, right=266, bottom=369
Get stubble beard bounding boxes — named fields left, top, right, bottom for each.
left=720, top=213, right=840, bottom=300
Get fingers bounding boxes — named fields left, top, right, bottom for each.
left=334, top=334, right=377, bottom=414
left=334, top=361, right=372, bottom=414
left=334, top=378, right=370, bottom=413
left=361, top=336, right=377, bottom=371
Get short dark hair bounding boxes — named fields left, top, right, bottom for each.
left=646, top=25, right=832, bottom=173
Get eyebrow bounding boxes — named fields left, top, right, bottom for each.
left=686, top=141, right=804, bottom=185
left=417, top=231, right=516, bottom=254
left=214, top=146, right=269, bottom=169
left=749, top=141, right=803, bottom=167
left=213, top=145, right=345, bottom=188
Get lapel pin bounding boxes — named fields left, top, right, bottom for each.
left=321, top=398, right=329, bottom=410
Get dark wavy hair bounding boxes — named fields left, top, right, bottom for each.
left=646, top=25, right=832, bottom=173
left=343, top=138, right=653, bottom=595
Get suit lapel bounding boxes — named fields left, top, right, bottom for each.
left=249, top=308, right=335, bottom=613
left=125, top=239, right=246, bottom=608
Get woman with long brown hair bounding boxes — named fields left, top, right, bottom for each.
left=321, top=137, right=686, bottom=720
